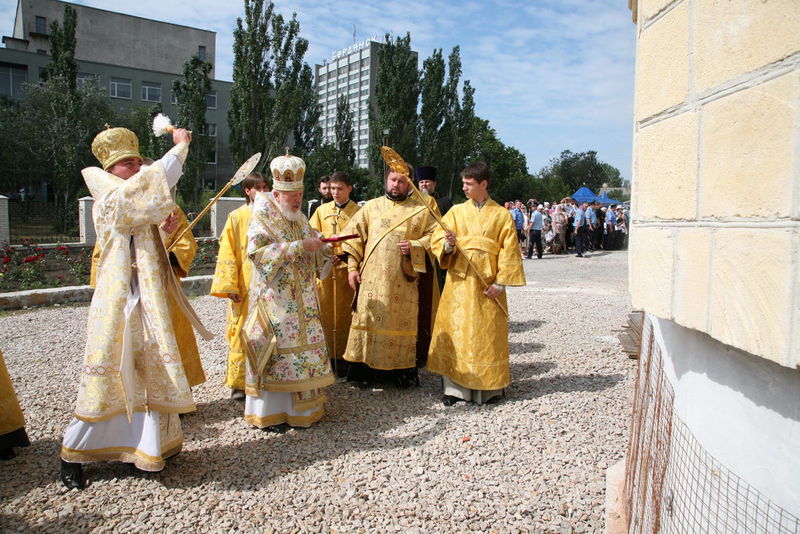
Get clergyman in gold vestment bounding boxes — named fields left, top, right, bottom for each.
left=0, top=349, right=30, bottom=460
left=89, top=205, right=206, bottom=388
left=210, top=172, right=269, bottom=400
left=308, top=171, right=360, bottom=377
left=59, top=126, right=212, bottom=489
left=341, top=171, right=439, bottom=388
left=428, top=162, right=525, bottom=405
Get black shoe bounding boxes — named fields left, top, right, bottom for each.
left=442, top=395, right=462, bottom=406
left=0, top=447, right=16, bottom=460
left=230, top=389, right=246, bottom=402
left=60, top=459, right=85, bottom=490
left=575, top=254, right=583, bottom=257
left=525, top=256, right=532, bottom=259
left=261, top=423, right=289, bottom=434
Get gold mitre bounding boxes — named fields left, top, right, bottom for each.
left=270, top=148, right=305, bottom=192
left=91, top=125, right=142, bottom=170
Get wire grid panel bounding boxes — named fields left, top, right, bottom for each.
left=624, top=316, right=800, bottom=534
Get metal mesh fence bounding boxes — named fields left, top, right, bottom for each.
left=625, top=317, right=799, bottom=534
left=8, top=201, right=80, bottom=244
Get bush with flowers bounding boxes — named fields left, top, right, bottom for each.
left=0, top=240, right=92, bottom=291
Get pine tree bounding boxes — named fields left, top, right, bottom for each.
left=228, top=0, right=313, bottom=169
left=172, top=56, right=212, bottom=208
left=46, top=5, right=77, bottom=94
left=334, top=95, right=355, bottom=171
left=368, top=33, right=420, bottom=175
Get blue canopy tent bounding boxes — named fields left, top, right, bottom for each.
left=595, top=192, right=621, bottom=205
left=571, top=187, right=597, bottom=203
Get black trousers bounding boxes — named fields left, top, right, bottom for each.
left=575, top=227, right=587, bottom=256
left=527, top=229, right=543, bottom=258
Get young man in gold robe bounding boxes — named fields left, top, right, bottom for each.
left=308, top=171, right=360, bottom=377
left=341, top=171, right=439, bottom=388
left=243, top=152, right=334, bottom=432
left=428, top=161, right=526, bottom=405
left=89, top=206, right=206, bottom=388
left=210, top=172, right=269, bottom=400
left=59, top=125, right=213, bottom=489
left=0, top=349, right=30, bottom=460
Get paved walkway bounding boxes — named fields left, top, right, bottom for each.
left=0, top=249, right=634, bottom=533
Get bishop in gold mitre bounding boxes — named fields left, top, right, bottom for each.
left=59, top=125, right=212, bottom=490
left=308, top=170, right=360, bottom=376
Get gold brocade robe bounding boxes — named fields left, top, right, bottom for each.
left=341, top=195, right=438, bottom=370
left=209, top=204, right=252, bottom=389
left=76, top=142, right=207, bottom=422
left=309, top=200, right=361, bottom=360
left=427, top=198, right=526, bottom=390
left=245, top=193, right=334, bottom=401
left=90, top=206, right=206, bottom=387
left=0, top=350, right=25, bottom=437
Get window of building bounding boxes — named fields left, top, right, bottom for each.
left=198, top=45, right=207, bottom=62
left=110, top=77, right=131, bottom=99
left=36, top=49, right=47, bottom=55
left=206, top=90, right=217, bottom=109
left=76, top=72, right=98, bottom=89
left=361, top=58, right=369, bottom=68
left=141, top=81, right=161, bottom=102
left=319, top=73, right=327, bottom=82
left=207, top=150, right=217, bottom=164
left=34, top=16, right=47, bottom=34
left=204, top=123, right=217, bottom=137
left=171, top=91, right=178, bottom=105
left=0, top=62, right=27, bottom=99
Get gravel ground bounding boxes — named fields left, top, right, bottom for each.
left=0, top=249, right=635, bottom=533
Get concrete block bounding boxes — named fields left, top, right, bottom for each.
left=709, top=229, right=794, bottom=366
left=211, top=197, right=246, bottom=239
left=700, top=72, right=798, bottom=219
left=635, top=112, right=698, bottom=220
left=629, top=227, right=674, bottom=319
left=605, top=460, right=628, bottom=534
left=694, top=0, right=800, bottom=93
left=640, top=0, right=680, bottom=23
left=0, top=195, right=9, bottom=246
left=635, top=1, right=689, bottom=121
left=78, top=196, right=96, bottom=245
left=673, top=228, right=712, bottom=332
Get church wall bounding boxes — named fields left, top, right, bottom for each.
left=628, top=0, right=800, bottom=368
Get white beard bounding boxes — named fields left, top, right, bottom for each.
left=276, top=198, right=304, bottom=222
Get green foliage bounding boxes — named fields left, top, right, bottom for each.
left=118, top=104, right=172, bottom=161
left=292, top=63, right=322, bottom=157
left=228, top=0, right=313, bottom=169
left=368, top=33, right=420, bottom=175
left=467, top=118, right=530, bottom=203
left=47, top=5, right=77, bottom=94
left=172, top=56, right=212, bottom=207
left=334, top=95, right=355, bottom=171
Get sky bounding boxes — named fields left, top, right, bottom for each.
left=0, top=0, right=637, bottom=181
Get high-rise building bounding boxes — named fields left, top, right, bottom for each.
left=314, top=39, right=417, bottom=171
left=315, top=39, right=379, bottom=170
left=0, top=0, right=233, bottom=188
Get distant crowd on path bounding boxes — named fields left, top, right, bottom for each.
left=505, top=199, right=629, bottom=259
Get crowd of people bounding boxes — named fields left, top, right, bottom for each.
left=505, top=198, right=629, bottom=259
left=0, top=124, right=531, bottom=490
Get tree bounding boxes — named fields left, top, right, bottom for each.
left=333, top=95, right=355, bottom=171
left=172, top=56, right=212, bottom=207
left=228, top=0, right=313, bottom=169
left=368, top=33, right=420, bottom=174
left=468, top=117, right=530, bottom=203
left=292, top=63, right=322, bottom=158
left=538, top=150, right=621, bottom=193
left=418, top=48, right=446, bottom=167
left=118, top=104, right=172, bottom=161
left=47, top=5, right=77, bottom=94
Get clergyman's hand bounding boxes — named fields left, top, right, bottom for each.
left=444, top=230, right=456, bottom=247
left=172, top=128, right=192, bottom=146
left=398, top=240, right=411, bottom=255
left=483, top=285, right=501, bottom=299
left=160, top=212, right=179, bottom=234
left=302, top=237, right=324, bottom=252
left=348, top=270, right=362, bottom=291
left=227, top=293, right=242, bottom=303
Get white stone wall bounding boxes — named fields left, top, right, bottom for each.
left=629, top=0, right=800, bottom=368
left=78, top=196, right=96, bottom=246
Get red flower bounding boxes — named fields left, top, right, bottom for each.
left=2, top=257, right=10, bottom=265
left=22, top=256, right=38, bottom=263
left=57, top=245, right=68, bottom=251
left=55, top=275, right=62, bottom=279
left=35, top=247, right=43, bottom=252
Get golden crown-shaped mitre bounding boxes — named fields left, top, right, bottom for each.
left=91, top=126, right=142, bottom=170
left=270, top=148, right=306, bottom=192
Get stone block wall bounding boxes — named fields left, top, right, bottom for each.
left=210, top=197, right=246, bottom=239
left=629, top=0, right=800, bottom=368
left=0, top=195, right=9, bottom=245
